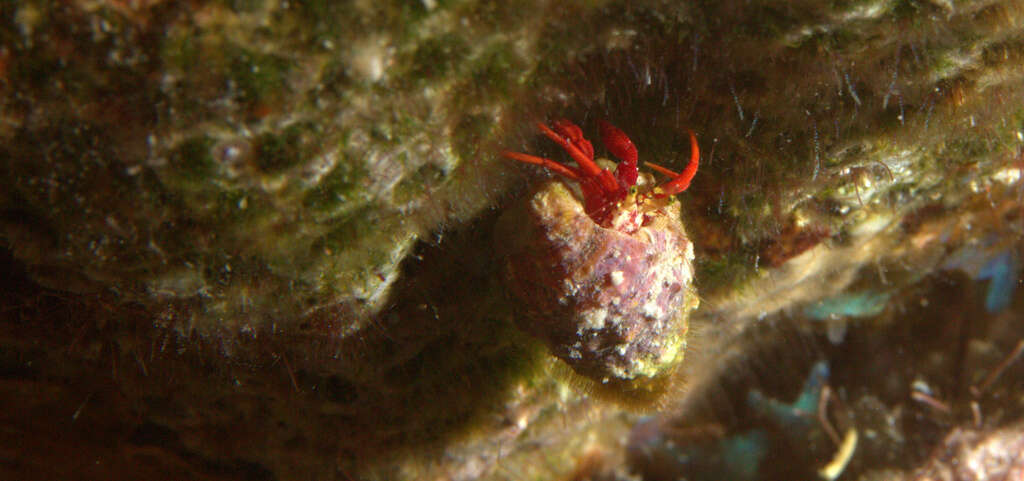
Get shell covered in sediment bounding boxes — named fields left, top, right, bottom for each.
left=496, top=179, right=698, bottom=391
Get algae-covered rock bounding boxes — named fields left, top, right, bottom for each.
left=1, top=0, right=529, bottom=335
left=2, top=0, right=1024, bottom=480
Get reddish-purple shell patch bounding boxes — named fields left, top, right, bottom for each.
left=496, top=179, right=698, bottom=393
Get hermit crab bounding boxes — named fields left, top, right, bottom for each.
left=495, top=119, right=700, bottom=399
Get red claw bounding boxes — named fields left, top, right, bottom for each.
left=501, top=120, right=699, bottom=227
left=552, top=119, right=594, bottom=160
left=504, top=120, right=626, bottom=225
left=599, top=120, right=639, bottom=187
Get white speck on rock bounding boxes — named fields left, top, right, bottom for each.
left=610, top=270, right=625, bottom=287
left=350, top=36, right=392, bottom=84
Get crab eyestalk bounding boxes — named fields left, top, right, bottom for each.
left=496, top=120, right=700, bottom=403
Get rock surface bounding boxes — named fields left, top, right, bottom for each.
left=2, top=1, right=1024, bottom=480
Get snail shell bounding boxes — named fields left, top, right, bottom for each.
left=496, top=178, right=698, bottom=393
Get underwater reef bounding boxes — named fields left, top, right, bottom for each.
left=2, top=0, right=1024, bottom=479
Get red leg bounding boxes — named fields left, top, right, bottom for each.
left=653, top=130, right=699, bottom=197
left=536, top=121, right=621, bottom=195
left=501, top=150, right=581, bottom=180
left=599, top=121, right=638, bottom=187
left=536, top=122, right=602, bottom=177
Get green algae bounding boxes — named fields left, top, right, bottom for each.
left=253, top=123, right=318, bottom=174
left=168, top=135, right=219, bottom=185
left=302, top=159, right=369, bottom=216
left=227, top=48, right=294, bottom=106
left=406, top=33, right=471, bottom=82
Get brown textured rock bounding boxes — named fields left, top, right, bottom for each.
left=912, top=424, right=1024, bottom=481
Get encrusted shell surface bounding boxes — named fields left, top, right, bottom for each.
left=496, top=179, right=698, bottom=389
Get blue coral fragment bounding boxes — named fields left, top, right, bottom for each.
left=978, top=250, right=1019, bottom=313
left=748, top=361, right=830, bottom=431
left=804, top=292, right=890, bottom=321
left=628, top=362, right=833, bottom=481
